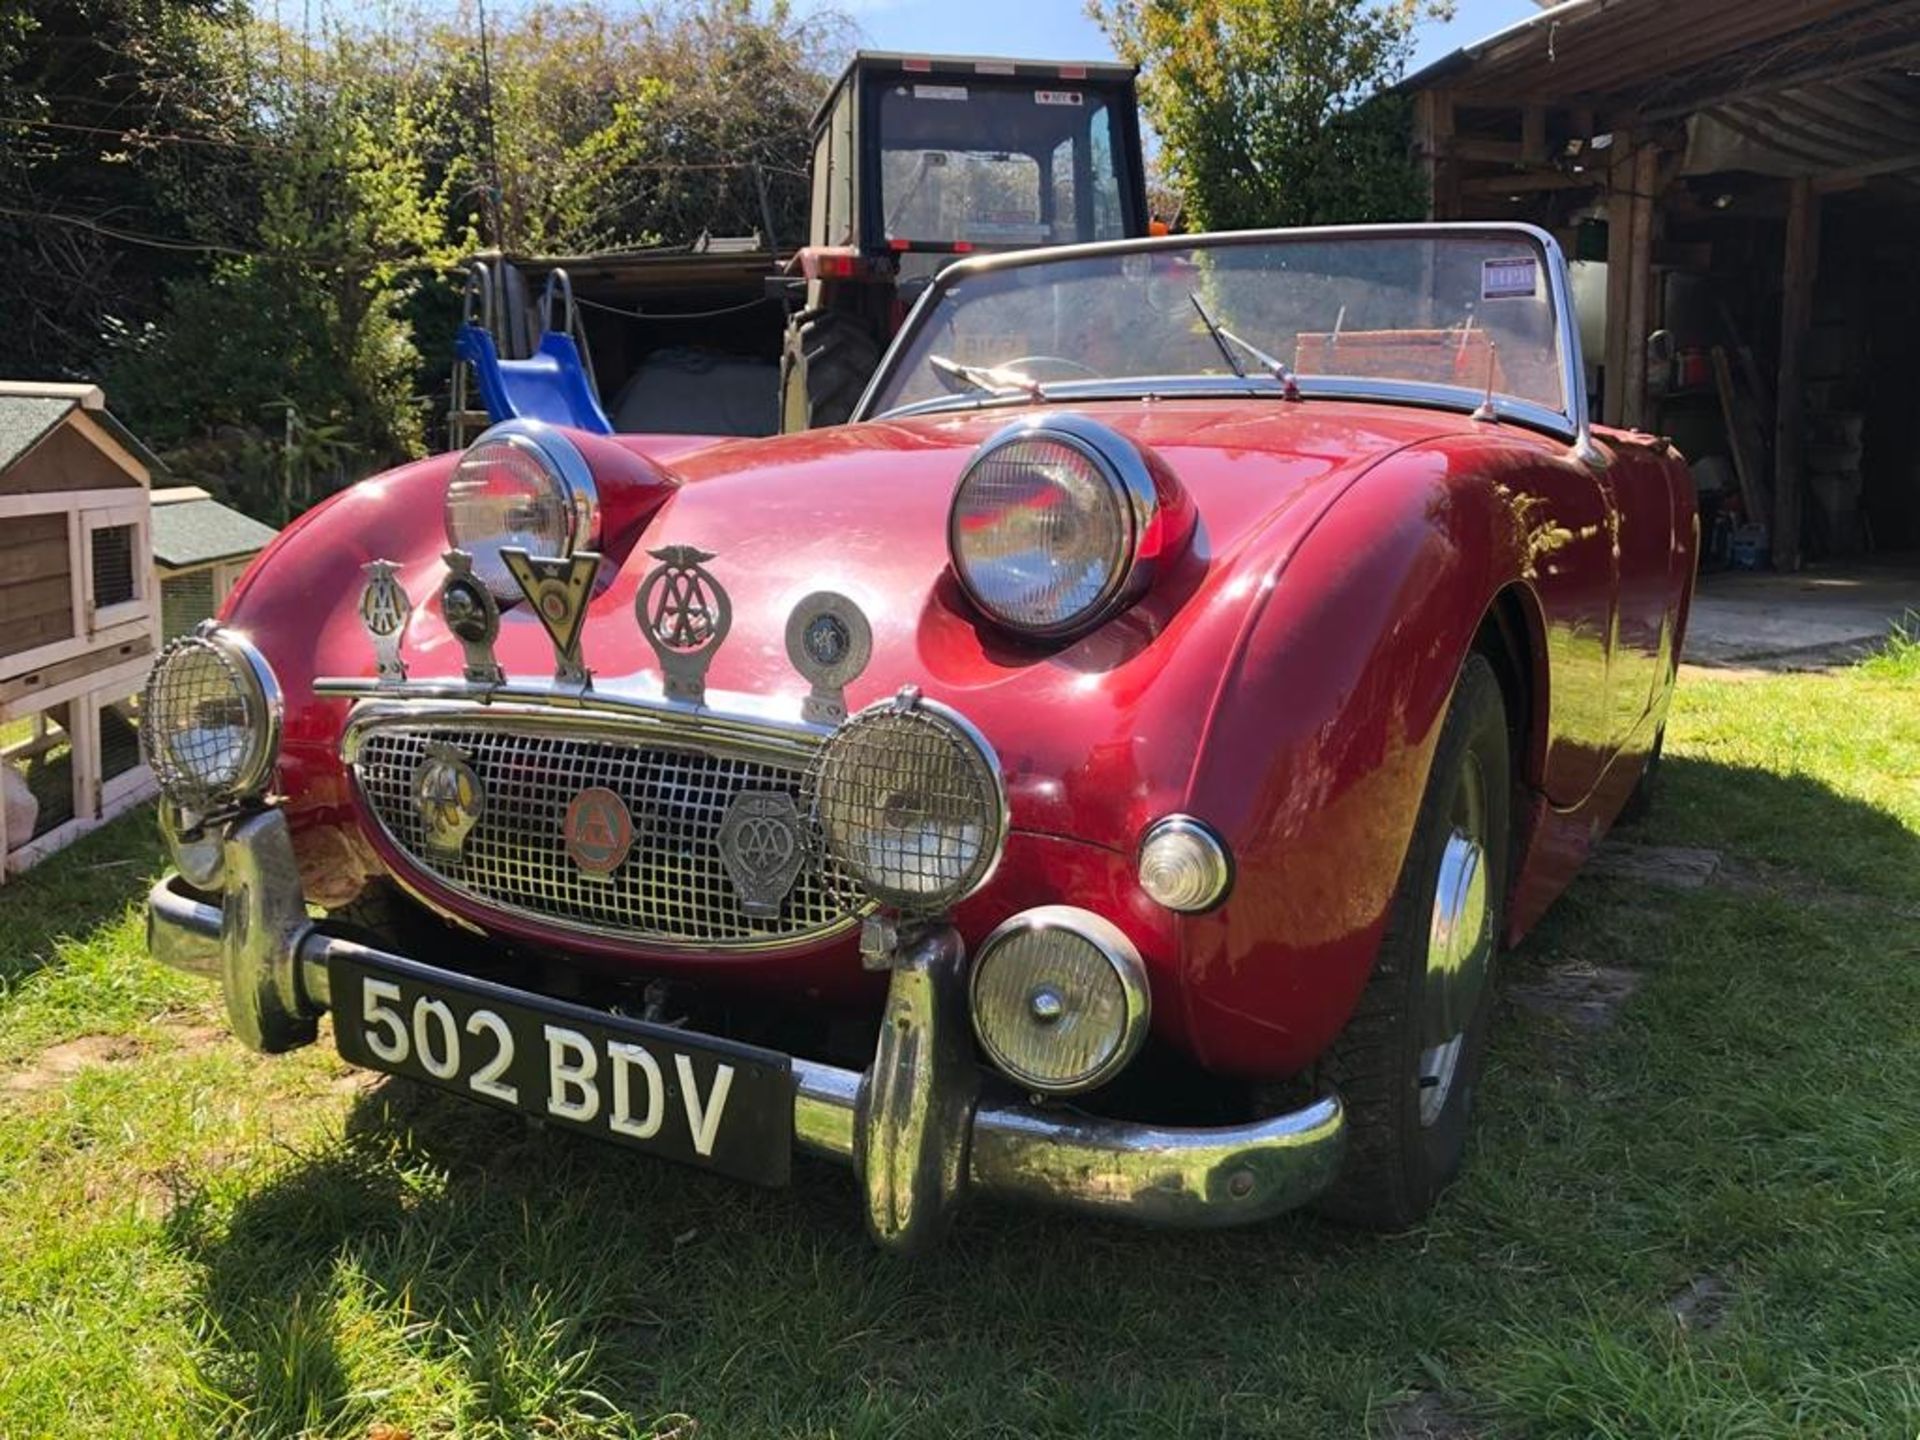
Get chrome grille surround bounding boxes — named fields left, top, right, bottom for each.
left=344, top=700, right=862, bottom=951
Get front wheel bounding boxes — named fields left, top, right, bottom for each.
left=1316, top=652, right=1511, bottom=1229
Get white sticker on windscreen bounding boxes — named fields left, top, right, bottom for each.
left=1035, top=90, right=1084, bottom=106
left=913, top=84, right=968, bottom=101
left=1482, top=256, right=1539, bottom=300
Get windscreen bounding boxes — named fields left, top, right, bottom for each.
left=874, top=78, right=1133, bottom=248
left=871, top=233, right=1569, bottom=417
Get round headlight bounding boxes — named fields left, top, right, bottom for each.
left=948, top=416, right=1156, bottom=638
left=810, top=690, right=1007, bottom=913
left=444, top=420, right=599, bottom=601
left=970, top=906, right=1150, bottom=1094
left=141, top=631, right=281, bottom=813
left=1137, top=815, right=1232, bottom=912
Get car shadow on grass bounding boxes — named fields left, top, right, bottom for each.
left=162, top=754, right=1920, bottom=1436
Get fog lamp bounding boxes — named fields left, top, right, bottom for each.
left=140, top=630, right=281, bottom=813
left=969, top=906, right=1150, bottom=1094
left=810, top=690, right=1007, bottom=913
left=1137, top=815, right=1231, bottom=912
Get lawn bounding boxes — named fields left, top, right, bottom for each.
left=0, top=642, right=1915, bottom=1438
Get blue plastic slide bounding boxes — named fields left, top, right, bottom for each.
left=455, top=323, right=615, bottom=434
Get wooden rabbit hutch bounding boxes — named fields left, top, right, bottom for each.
left=0, top=382, right=162, bottom=879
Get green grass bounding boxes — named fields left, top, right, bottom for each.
left=0, top=636, right=1916, bottom=1438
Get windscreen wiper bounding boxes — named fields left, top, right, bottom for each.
left=1188, top=291, right=1302, bottom=401
left=927, top=353, right=1047, bottom=402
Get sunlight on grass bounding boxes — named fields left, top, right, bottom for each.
left=1859, top=611, right=1920, bottom=682
left=0, top=648, right=1915, bottom=1437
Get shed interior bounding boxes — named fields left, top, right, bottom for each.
left=1407, top=0, right=1920, bottom=572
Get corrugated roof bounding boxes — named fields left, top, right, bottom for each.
left=150, top=496, right=278, bottom=570
left=1400, top=0, right=1920, bottom=115
left=0, top=395, right=76, bottom=471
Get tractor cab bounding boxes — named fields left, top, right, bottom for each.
left=782, top=52, right=1149, bottom=428
left=809, top=52, right=1146, bottom=267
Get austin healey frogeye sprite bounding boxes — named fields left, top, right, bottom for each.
left=142, top=223, right=1695, bottom=1250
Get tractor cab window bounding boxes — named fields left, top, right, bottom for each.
left=874, top=79, right=1133, bottom=249
left=1048, top=101, right=1127, bottom=245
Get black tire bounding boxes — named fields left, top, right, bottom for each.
left=1315, top=652, right=1512, bottom=1229
left=779, top=308, right=882, bottom=432
left=1618, top=725, right=1664, bottom=824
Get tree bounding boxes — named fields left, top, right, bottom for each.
left=104, top=15, right=471, bottom=518
left=15, top=0, right=847, bottom=512
left=1092, top=0, right=1450, bottom=231
left=0, top=0, right=259, bottom=377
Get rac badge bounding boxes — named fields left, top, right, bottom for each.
left=717, top=791, right=805, bottom=918
left=564, top=786, right=634, bottom=880
left=412, top=742, right=483, bottom=859
left=636, top=545, right=732, bottom=705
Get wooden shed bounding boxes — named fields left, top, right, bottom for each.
left=1401, top=0, right=1920, bottom=571
left=151, top=486, right=277, bottom=641
left=0, top=381, right=160, bottom=878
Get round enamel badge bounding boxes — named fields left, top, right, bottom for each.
left=563, top=786, right=634, bottom=878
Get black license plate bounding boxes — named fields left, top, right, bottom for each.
left=331, top=951, right=794, bottom=1186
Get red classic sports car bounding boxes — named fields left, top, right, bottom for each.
left=143, top=224, right=1695, bottom=1250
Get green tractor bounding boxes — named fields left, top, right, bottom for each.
left=452, top=51, right=1150, bottom=444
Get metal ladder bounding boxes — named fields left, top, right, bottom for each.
left=449, top=261, right=602, bottom=448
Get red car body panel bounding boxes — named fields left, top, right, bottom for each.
left=222, top=398, right=1694, bottom=1082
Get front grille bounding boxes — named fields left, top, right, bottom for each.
left=352, top=721, right=858, bottom=949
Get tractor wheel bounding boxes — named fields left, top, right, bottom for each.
left=780, top=308, right=882, bottom=432
left=1314, top=652, right=1512, bottom=1230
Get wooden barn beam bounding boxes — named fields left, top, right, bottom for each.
left=1637, top=37, right=1920, bottom=123
left=1772, top=176, right=1818, bottom=572
left=1622, top=141, right=1658, bottom=433
left=1522, top=105, right=1549, bottom=165
left=1414, top=90, right=1459, bottom=219
left=1457, top=170, right=1596, bottom=195
left=1602, top=132, right=1660, bottom=430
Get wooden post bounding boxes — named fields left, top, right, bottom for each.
left=1602, top=133, right=1659, bottom=431
left=1603, top=131, right=1635, bottom=427
left=1414, top=91, right=1457, bottom=221
left=1773, top=176, right=1817, bottom=571
left=1622, top=141, right=1659, bottom=433
left=1521, top=105, right=1548, bottom=166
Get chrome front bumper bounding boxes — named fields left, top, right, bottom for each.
left=149, top=809, right=1346, bottom=1250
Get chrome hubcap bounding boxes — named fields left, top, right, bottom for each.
left=1418, top=752, right=1492, bottom=1128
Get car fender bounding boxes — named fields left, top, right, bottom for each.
left=1172, top=432, right=1575, bottom=1078
left=222, top=454, right=464, bottom=902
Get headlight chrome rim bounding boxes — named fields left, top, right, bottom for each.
left=946, top=413, right=1160, bottom=641
left=444, top=419, right=601, bottom=602
left=809, top=689, right=1009, bottom=915
left=969, top=905, right=1151, bottom=1095
left=141, top=628, right=282, bottom=814
left=1137, top=814, right=1233, bottom=913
